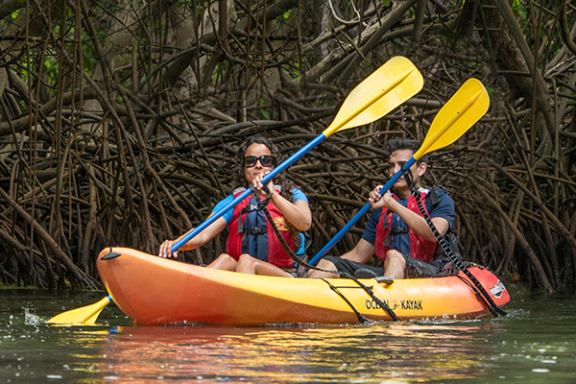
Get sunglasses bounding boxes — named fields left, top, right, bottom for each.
left=244, top=155, right=276, bottom=168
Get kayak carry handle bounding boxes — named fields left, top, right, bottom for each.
left=375, top=276, right=394, bottom=284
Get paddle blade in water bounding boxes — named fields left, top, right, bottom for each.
left=415, top=78, right=489, bottom=159
left=323, top=56, right=423, bottom=136
left=47, top=296, right=112, bottom=325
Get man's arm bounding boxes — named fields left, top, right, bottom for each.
left=370, top=191, right=449, bottom=241
left=340, top=238, right=376, bottom=263
left=391, top=202, right=448, bottom=241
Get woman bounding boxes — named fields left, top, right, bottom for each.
left=158, top=136, right=311, bottom=277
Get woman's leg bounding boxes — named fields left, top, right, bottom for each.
left=206, top=253, right=238, bottom=271
left=307, top=259, right=340, bottom=278
left=236, top=254, right=294, bottom=277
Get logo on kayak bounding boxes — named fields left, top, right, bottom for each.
left=401, top=300, right=423, bottom=310
left=490, top=280, right=506, bottom=299
left=366, top=299, right=399, bottom=311
left=273, top=217, right=288, bottom=231
left=366, top=299, right=423, bottom=311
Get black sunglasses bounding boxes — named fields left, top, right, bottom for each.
left=244, top=155, right=276, bottom=168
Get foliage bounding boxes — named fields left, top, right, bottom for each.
left=0, top=0, right=574, bottom=294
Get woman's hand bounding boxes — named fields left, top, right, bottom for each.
left=158, top=239, right=180, bottom=259
left=253, top=172, right=274, bottom=197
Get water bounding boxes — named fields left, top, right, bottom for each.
left=1, top=285, right=575, bottom=383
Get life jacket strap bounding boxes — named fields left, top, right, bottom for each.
left=383, top=227, right=408, bottom=247
left=238, top=203, right=260, bottom=234
left=238, top=185, right=272, bottom=234
left=383, top=232, right=390, bottom=247
left=390, top=227, right=408, bottom=235
left=243, top=226, right=267, bottom=236
left=241, top=204, right=261, bottom=214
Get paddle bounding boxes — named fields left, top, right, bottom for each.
left=47, top=295, right=112, bottom=325
left=47, top=56, right=424, bottom=325
left=308, top=78, right=490, bottom=266
left=170, top=56, right=424, bottom=252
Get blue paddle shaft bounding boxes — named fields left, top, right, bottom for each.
left=308, top=157, right=416, bottom=266
left=172, top=134, right=328, bottom=252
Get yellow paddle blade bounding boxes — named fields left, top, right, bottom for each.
left=414, top=78, right=489, bottom=159
left=47, top=296, right=112, bottom=325
left=323, top=56, right=423, bottom=137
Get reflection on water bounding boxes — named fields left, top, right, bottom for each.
left=91, top=323, right=496, bottom=383
left=1, top=287, right=576, bottom=383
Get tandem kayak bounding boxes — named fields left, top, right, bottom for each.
left=97, top=247, right=510, bottom=325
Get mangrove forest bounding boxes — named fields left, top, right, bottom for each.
left=0, top=0, right=575, bottom=293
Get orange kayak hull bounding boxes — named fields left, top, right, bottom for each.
left=97, top=247, right=510, bottom=325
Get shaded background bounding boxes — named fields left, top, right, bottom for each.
left=0, top=0, right=574, bottom=292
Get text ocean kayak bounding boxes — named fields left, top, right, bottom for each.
left=97, top=247, right=510, bottom=325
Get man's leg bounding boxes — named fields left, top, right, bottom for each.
left=383, top=250, right=406, bottom=279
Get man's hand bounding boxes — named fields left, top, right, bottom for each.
left=369, top=185, right=396, bottom=210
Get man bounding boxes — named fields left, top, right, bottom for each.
left=309, top=138, right=456, bottom=280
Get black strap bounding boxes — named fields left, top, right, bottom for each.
left=383, top=226, right=408, bottom=247
left=428, top=186, right=441, bottom=205
left=321, top=279, right=370, bottom=323
left=407, top=180, right=507, bottom=317
left=241, top=203, right=261, bottom=214
left=321, top=274, right=398, bottom=322
left=243, top=226, right=267, bottom=236
left=456, top=272, right=499, bottom=315
left=346, top=273, right=399, bottom=321
left=382, top=211, right=390, bottom=247
left=383, top=232, right=390, bottom=247
left=390, top=227, right=409, bottom=235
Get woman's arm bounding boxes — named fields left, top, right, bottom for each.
left=158, top=214, right=227, bottom=258
left=269, top=192, right=312, bottom=231
left=253, top=173, right=312, bottom=231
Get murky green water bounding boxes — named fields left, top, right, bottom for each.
left=1, top=285, right=575, bottom=383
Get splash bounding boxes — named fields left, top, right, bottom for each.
left=24, top=307, right=43, bottom=326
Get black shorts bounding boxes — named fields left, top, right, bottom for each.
left=323, top=256, right=384, bottom=278
left=403, top=254, right=451, bottom=278
left=324, top=254, right=450, bottom=278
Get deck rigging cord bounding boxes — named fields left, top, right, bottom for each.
left=250, top=185, right=398, bottom=322
left=401, top=169, right=508, bottom=317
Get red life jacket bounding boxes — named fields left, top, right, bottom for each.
left=374, top=188, right=438, bottom=262
left=226, top=187, right=296, bottom=268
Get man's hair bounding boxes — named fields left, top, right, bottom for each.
left=385, top=138, right=429, bottom=165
